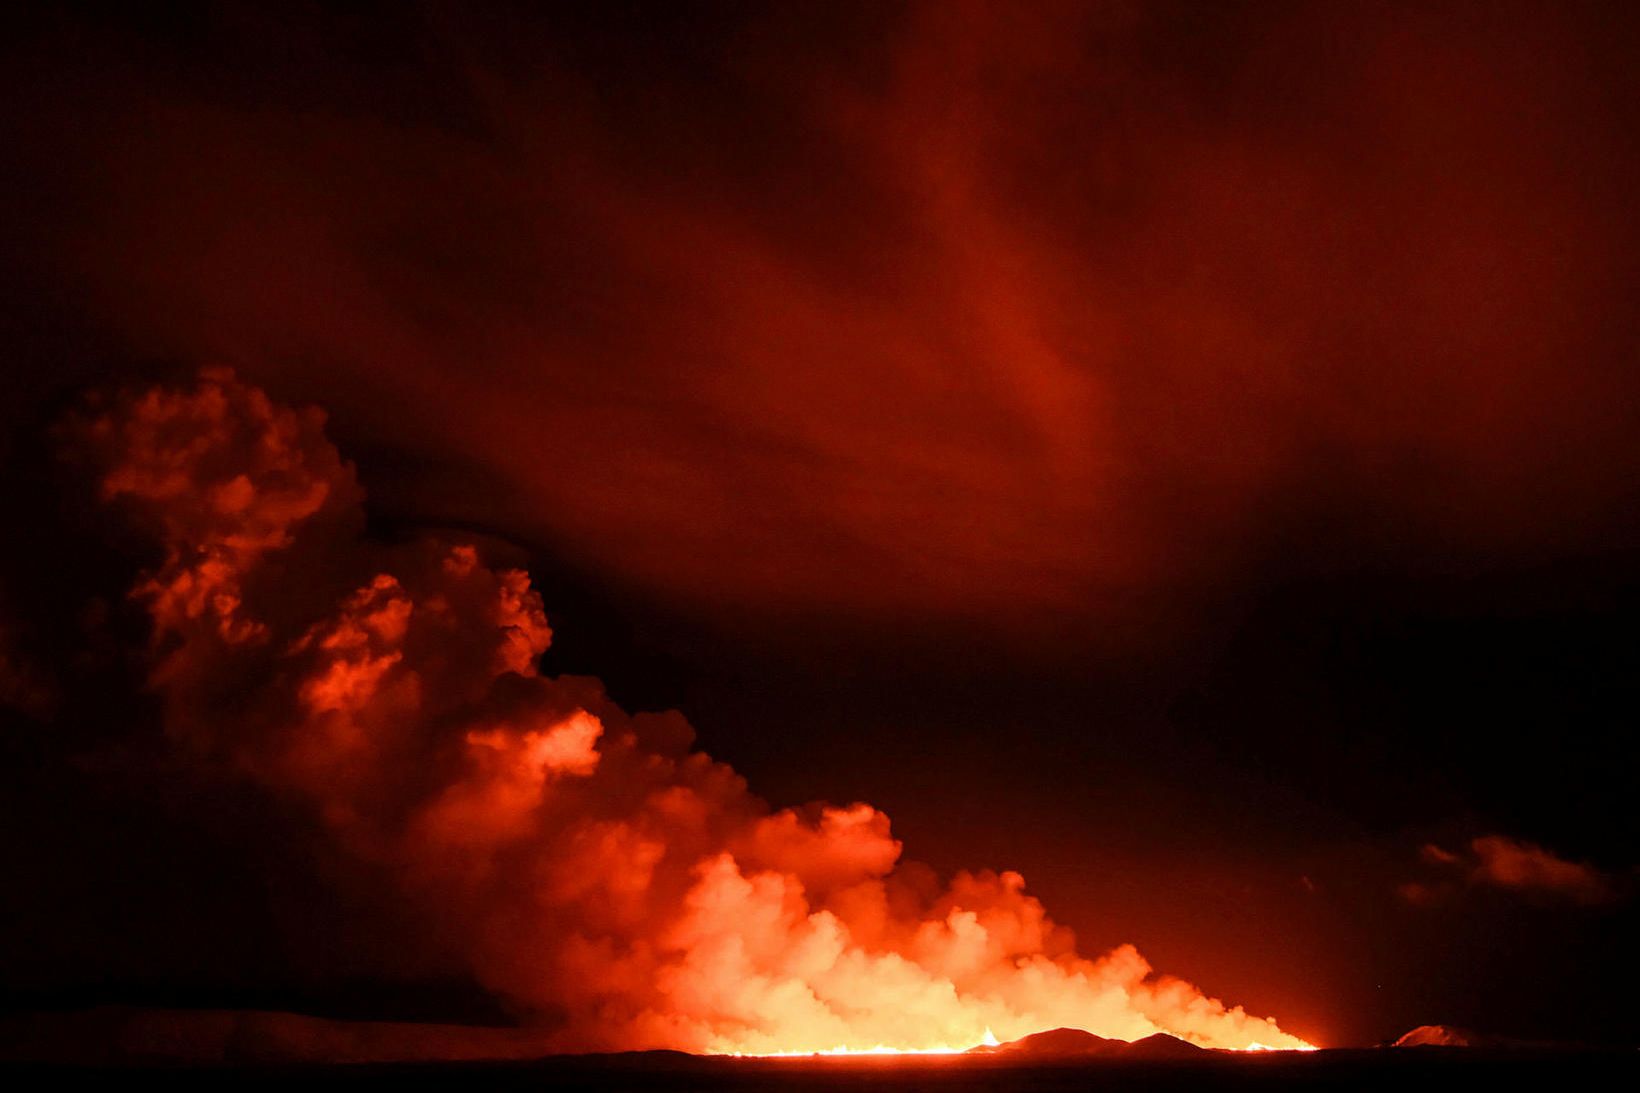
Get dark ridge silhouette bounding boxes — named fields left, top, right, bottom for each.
left=973, top=1027, right=1206, bottom=1059
left=972, top=1027, right=1123, bottom=1057
left=0, top=1007, right=562, bottom=1066
left=1121, top=1032, right=1208, bottom=1058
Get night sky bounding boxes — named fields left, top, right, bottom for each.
left=1, top=1, right=1637, bottom=1051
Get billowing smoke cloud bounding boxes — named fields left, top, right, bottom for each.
left=58, top=370, right=1309, bottom=1053
left=1402, top=836, right=1615, bottom=907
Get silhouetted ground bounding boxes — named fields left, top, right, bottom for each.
left=4, top=1049, right=1636, bottom=1091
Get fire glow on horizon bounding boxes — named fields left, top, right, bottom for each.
left=713, top=1029, right=1321, bottom=1057
left=59, top=370, right=1319, bottom=1057
left=719, top=1027, right=1001, bottom=1057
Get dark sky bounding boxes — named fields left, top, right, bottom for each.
left=2, top=1, right=1637, bottom=1049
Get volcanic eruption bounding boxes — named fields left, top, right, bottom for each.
left=48, top=368, right=1315, bottom=1056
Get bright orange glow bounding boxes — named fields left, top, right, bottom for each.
left=1241, top=1041, right=1318, bottom=1053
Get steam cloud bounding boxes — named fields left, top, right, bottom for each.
left=58, top=369, right=1310, bottom=1053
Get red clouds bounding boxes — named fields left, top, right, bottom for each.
left=11, top=2, right=1625, bottom=644
left=1406, top=835, right=1615, bottom=906
left=68, top=367, right=357, bottom=650
left=1468, top=836, right=1612, bottom=905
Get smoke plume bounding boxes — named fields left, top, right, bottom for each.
left=57, top=369, right=1310, bottom=1053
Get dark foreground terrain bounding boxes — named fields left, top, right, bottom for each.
left=5, top=1049, right=1636, bottom=1091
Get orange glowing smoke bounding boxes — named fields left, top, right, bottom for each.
left=65, top=370, right=1314, bottom=1055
